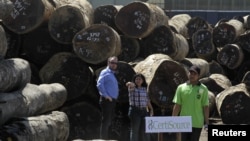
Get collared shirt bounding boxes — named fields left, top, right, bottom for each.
left=172, top=81, right=209, bottom=128
left=129, top=87, right=149, bottom=108
left=96, top=66, right=119, bottom=99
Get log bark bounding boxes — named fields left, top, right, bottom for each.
left=115, top=1, right=169, bottom=38
left=0, top=111, right=69, bottom=141
left=141, top=25, right=189, bottom=61
left=216, top=83, right=250, bottom=124
left=48, top=0, right=93, bottom=44
left=192, top=29, right=217, bottom=62
left=213, top=19, right=245, bottom=47
left=60, top=102, right=101, bottom=141
left=0, top=25, right=7, bottom=58
left=94, top=4, right=123, bottom=33
left=179, top=58, right=210, bottom=78
left=134, top=53, right=188, bottom=108
left=217, top=44, right=244, bottom=69
left=2, top=0, right=57, bottom=34
left=169, top=13, right=191, bottom=38
left=0, top=58, right=31, bottom=92
left=72, top=24, right=121, bottom=64
left=243, top=15, right=250, bottom=29
left=0, top=83, right=67, bottom=125
left=186, top=16, right=212, bottom=39
left=200, top=74, right=232, bottom=96
left=39, top=52, right=93, bottom=101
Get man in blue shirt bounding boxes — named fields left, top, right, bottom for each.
left=96, top=56, right=119, bottom=139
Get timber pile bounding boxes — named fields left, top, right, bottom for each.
left=1, top=0, right=250, bottom=140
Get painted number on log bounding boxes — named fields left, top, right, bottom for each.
left=133, top=11, right=149, bottom=30
left=11, top=0, right=30, bottom=19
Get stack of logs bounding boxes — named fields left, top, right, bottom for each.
left=1, top=0, right=250, bottom=141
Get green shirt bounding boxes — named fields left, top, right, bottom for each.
left=173, top=82, right=209, bottom=128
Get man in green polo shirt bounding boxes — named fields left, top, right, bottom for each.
left=172, top=65, right=209, bottom=141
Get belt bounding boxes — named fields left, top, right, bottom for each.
left=100, top=96, right=116, bottom=101
left=130, top=106, right=147, bottom=110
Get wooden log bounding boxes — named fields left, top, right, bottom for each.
left=186, top=16, right=212, bottom=39
left=39, top=52, right=94, bottom=101
left=48, top=0, right=94, bottom=44
left=21, top=26, right=72, bottom=68
left=0, top=83, right=67, bottom=125
left=0, top=111, right=69, bottom=141
left=235, top=60, right=250, bottom=83
left=0, top=25, right=7, bottom=58
left=2, top=0, right=57, bottom=34
left=169, top=13, right=191, bottom=38
left=208, top=91, right=216, bottom=116
left=236, top=30, right=250, bottom=53
left=115, top=1, right=169, bottom=38
left=192, top=29, right=218, bottom=62
left=179, top=57, right=210, bottom=78
left=118, top=35, right=140, bottom=62
left=1, top=23, right=22, bottom=59
left=0, top=58, right=31, bottom=92
left=242, top=71, right=250, bottom=84
left=216, top=83, right=250, bottom=124
left=243, top=15, right=250, bottom=29
left=72, top=24, right=121, bottom=65
left=60, top=101, right=101, bottom=140
left=217, top=44, right=244, bottom=69
left=200, top=73, right=232, bottom=96
left=141, top=25, right=189, bottom=61
left=213, top=19, right=245, bottom=47
left=0, top=0, right=14, bottom=19
left=93, top=4, right=123, bottom=33
left=208, top=60, right=225, bottom=75
left=134, top=53, right=188, bottom=108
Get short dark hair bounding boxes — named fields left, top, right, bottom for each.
left=189, top=65, right=200, bottom=75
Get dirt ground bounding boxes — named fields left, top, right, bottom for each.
left=199, top=127, right=208, bottom=141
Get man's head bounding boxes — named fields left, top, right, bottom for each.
left=189, top=65, right=200, bottom=75
left=108, top=56, right=118, bottom=70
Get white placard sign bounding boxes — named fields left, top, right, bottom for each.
left=145, top=116, right=192, bottom=133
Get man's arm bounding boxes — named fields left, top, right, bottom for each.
left=172, top=104, right=181, bottom=116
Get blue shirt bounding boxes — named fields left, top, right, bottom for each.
left=96, top=67, right=119, bottom=99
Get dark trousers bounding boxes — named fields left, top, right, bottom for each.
left=99, top=98, right=116, bottom=139
left=128, top=106, right=149, bottom=141
left=181, top=127, right=202, bottom=141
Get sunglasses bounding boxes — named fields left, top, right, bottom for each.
left=109, top=61, right=118, bottom=64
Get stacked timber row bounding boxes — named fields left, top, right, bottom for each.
left=213, top=19, right=245, bottom=47
left=0, top=83, right=67, bottom=125
left=0, top=111, right=69, bottom=141
left=115, top=1, right=169, bottom=38
left=48, top=0, right=94, bottom=44
left=72, top=24, right=121, bottom=64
